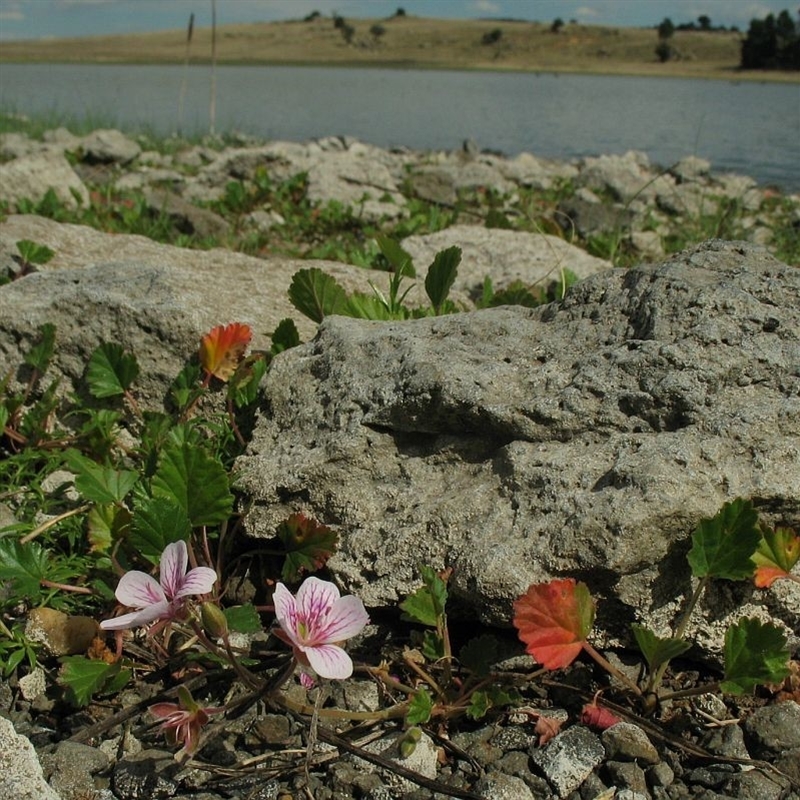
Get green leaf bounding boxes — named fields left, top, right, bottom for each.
left=721, top=617, right=789, bottom=695
left=0, top=405, right=8, bottom=433
left=400, top=565, right=448, bottom=627
left=170, top=362, right=204, bottom=413
left=224, top=604, right=262, bottom=634
left=376, top=234, right=415, bottom=278
left=406, top=687, right=434, bottom=725
left=16, top=239, right=55, bottom=266
left=23, top=323, right=56, bottom=374
left=421, top=630, right=445, bottom=661
left=59, top=656, right=121, bottom=707
left=130, top=495, right=192, bottom=563
left=86, top=342, right=139, bottom=399
left=288, top=267, right=348, bottom=324
left=0, top=539, right=51, bottom=598
left=459, top=634, right=499, bottom=677
left=466, top=685, right=522, bottom=720
left=87, top=503, right=131, bottom=553
left=276, top=513, right=339, bottom=582
left=687, top=499, right=761, bottom=580
left=271, top=318, right=301, bottom=356
left=344, top=292, right=396, bottom=320
left=151, top=441, right=233, bottom=527
left=64, top=450, right=139, bottom=505
left=631, top=624, right=691, bottom=673
left=424, top=246, right=460, bottom=314
left=229, top=354, right=268, bottom=408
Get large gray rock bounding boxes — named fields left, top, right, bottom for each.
left=0, top=215, right=393, bottom=407
left=237, top=240, right=800, bottom=655
left=0, top=716, right=61, bottom=800
left=0, top=153, right=89, bottom=209
left=400, top=224, right=610, bottom=301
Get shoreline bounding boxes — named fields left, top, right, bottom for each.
left=0, top=56, right=797, bottom=84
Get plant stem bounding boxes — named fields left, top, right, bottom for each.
left=40, top=579, right=93, bottom=595
left=581, top=641, right=642, bottom=696
left=20, top=504, right=91, bottom=543
left=658, top=681, right=721, bottom=702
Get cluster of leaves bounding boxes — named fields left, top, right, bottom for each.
left=0, top=315, right=339, bottom=696
left=513, top=499, right=798, bottom=710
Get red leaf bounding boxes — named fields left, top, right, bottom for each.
left=199, top=322, right=252, bottom=381
left=581, top=702, right=621, bottom=730
left=512, top=579, right=595, bottom=670
left=753, top=526, right=800, bottom=588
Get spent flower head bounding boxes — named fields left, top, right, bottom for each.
left=150, top=685, right=223, bottom=756
left=100, top=540, right=217, bottom=630
left=273, top=576, right=369, bottom=681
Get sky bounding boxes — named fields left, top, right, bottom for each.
left=0, top=0, right=796, bottom=41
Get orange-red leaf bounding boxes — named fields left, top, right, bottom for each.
left=199, top=322, right=252, bottom=381
left=753, top=526, right=800, bottom=588
left=580, top=702, right=621, bottom=730
left=512, top=578, right=595, bottom=670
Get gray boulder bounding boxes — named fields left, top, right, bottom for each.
left=0, top=153, right=89, bottom=209
left=401, top=224, right=610, bottom=301
left=0, top=716, right=61, bottom=800
left=78, top=128, right=141, bottom=165
left=236, top=240, right=800, bottom=655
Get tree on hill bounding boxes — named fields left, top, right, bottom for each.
left=656, top=17, right=675, bottom=62
left=698, top=15, right=711, bottom=31
left=741, top=9, right=800, bottom=69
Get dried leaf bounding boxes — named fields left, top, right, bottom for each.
left=199, top=322, right=252, bottom=381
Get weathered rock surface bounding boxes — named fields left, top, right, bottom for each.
left=0, top=215, right=610, bottom=408
left=0, top=716, right=61, bottom=800
left=237, top=240, right=800, bottom=654
left=0, top=153, right=90, bottom=209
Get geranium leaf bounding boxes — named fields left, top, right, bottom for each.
left=151, top=441, right=233, bottom=528
left=376, top=234, right=415, bottom=278
left=288, top=267, right=348, bottom=323
left=23, top=323, right=56, bottom=374
left=631, top=623, right=691, bottom=673
left=130, top=495, right=192, bottom=563
left=721, top=617, right=790, bottom=695
left=687, top=498, right=761, bottom=580
left=753, top=525, right=800, bottom=588
left=270, top=318, right=301, bottom=356
left=0, top=538, right=49, bottom=598
left=59, top=656, right=121, bottom=707
left=424, top=245, right=460, bottom=314
left=400, top=565, right=448, bottom=627
left=64, top=449, right=138, bottom=504
left=406, top=687, right=433, bottom=725
left=87, top=503, right=131, bottom=553
left=512, top=578, right=595, bottom=670
left=86, top=341, right=139, bottom=398
left=223, top=604, right=262, bottom=634
left=199, top=322, right=252, bottom=381
left=229, top=354, right=267, bottom=408
left=276, top=513, right=339, bottom=582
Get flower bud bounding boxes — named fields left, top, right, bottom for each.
left=398, top=727, right=422, bottom=758
left=200, top=602, right=228, bottom=639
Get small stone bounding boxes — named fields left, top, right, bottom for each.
left=605, top=760, right=648, bottom=793
left=529, top=725, right=605, bottom=797
left=112, top=748, right=180, bottom=800
left=473, top=772, right=536, bottom=800
left=25, top=607, right=98, bottom=656
left=743, top=701, right=800, bottom=757
left=602, top=722, right=660, bottom=765
left=647, top=761, right=675, bottom=789
left=700, top=723, right=750, bottom=760
left=18, top=667, right=47, bottom=700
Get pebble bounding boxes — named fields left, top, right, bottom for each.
left=601, top=722, right=660, bottom=765
left=743, top=700, right=800, bottom=757
left=529, top=724, right=605, bottom=797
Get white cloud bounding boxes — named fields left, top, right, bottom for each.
left=573, top=5, right=599, bottom=19
left=471, top=0, right=501, bottom=13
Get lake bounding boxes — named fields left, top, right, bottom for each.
left=1, top=63, right=798, bottom=191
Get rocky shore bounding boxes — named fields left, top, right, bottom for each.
left=0, top=127, right=799, bottom=800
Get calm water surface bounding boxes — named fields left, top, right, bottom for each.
left=1, top=63, right=798, bottom=190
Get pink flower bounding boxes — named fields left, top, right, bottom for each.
left=100, top=540, right=217, bottom=630
left=150, top=685, right=222, bottom=756
left=273, top=577, right=369, bottom=680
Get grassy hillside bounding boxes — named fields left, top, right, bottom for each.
left=1, top=14, right=797, bottom=82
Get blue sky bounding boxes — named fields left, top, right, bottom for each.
left=0, top=0, right=795, bottom=41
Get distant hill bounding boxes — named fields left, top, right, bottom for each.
left=1, top=15, right=797, bottom=82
